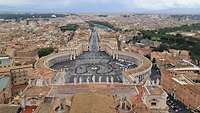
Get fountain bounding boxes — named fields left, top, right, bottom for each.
left=91, top=66, right=98, bottom=70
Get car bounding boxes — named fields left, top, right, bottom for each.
left=178, top=108, right=182, bottom=111
left=174, top=109, right=179, bottom=112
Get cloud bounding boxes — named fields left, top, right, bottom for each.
left=131, top=0, right=200, bottom=9
left=0, top=0, right=70, bottom=6
left=0, top=0, right=199, bottom=12
left=0, top=0, right=29, bottom=5
left=0, top=0, right=200, bottom=8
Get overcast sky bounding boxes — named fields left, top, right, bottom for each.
left=0, top=0, right=200, bottom=13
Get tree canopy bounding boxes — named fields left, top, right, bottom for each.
left=127, top=23, right=200, bottom=65
left=60, top=24, right=79, bottom=32
left=86, top=20, right=121, bottom=31
left=37, top=47, right=54, bottom=58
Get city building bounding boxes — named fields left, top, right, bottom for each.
left=0, top=76, right=12, bottom=104
left=0, top=54, right=13, bottom=68
left=143, top=85, right=168, bottom=113
left=10, top=68, right=29, bottom=86
left=161, top=69, right=200, bottom=111
left=0, top=104, right=21, bottom=113
left=2, top=14, right=199, bottom=113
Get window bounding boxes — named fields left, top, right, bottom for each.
left=152, top=99, right=156, bottom=101
left=151, top=102, right=157, bottom=106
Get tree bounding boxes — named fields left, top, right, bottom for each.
left=38, top=47, right=54, bottom=58
left=153, top=44, right=169, bottom=52
left=60, top=24, right=79, bottom=32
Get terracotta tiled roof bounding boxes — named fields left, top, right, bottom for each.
left=24, top=86, right=50, bottom=96
left=29, top=68, right=56, bottom=80
left=21, top=106, right=37, bottom=113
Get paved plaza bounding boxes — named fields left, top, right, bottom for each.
left=51, top=30, right=137, bottom=84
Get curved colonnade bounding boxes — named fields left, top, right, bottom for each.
left=37, top=41, right=152, bottom=85
left=99, top=43, right=152, bottom=85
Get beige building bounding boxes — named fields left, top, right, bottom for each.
left=10, top=68, right=29, bottom=86
left=143, top=85, right=168, bottom=113
left=0, top=104, right=20, bottom=113
left=161, top=69, right=200, bottom=111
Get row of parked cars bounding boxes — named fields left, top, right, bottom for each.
left=167, top=95, right=192, bottom=113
